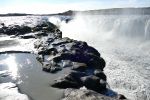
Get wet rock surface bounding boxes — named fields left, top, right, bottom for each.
left=0, top=20, right=58, bottom=38
left=34, top=29, right=108, bottom=93
left=62, top=88, right=127, bottom=100
left=0, top=19, right=127, bottom=100
left=32, top=21, right=126, bottom=99
left=0, top=25, right=31, bottom=35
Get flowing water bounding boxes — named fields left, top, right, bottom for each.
left=58, top=14, right=150, bottom=100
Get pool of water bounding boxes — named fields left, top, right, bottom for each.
left=0, top=53, right=67, bottom=100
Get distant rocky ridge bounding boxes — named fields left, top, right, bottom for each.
left=0, top=13, right=32, bottom=16
left=0, top=7, right=150, bottom=17
left=77, top=7, right=150, bottom=15
left=58, top=7, right=150, bottom=15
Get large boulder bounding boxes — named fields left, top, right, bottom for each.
left=70, top=41, right=100, bottom=57
left=38, top=47, right=58, bottom=55
left=80, top=75, right=106, bottom=92
left=3, top=25, right=31, bottom=35
left=71, top=62, right=87, bottom=72
left=42, top=61, right=62, bottom=73
left=50, top=70, right=107, bottom=93
left=51, top=52, right=105, bottom=70
left=51, top=77, right=80, bottom=88
left=62, top=88, right=125, bottom=100
left=51, top=37, right=73, bottom=46
left=51, top=71, right=86, bottom=88
left=0, top=28, right=4, bottom=33
left=94, top=69, right=107, bottom=81
left=19, top=25, right=31, bottom=34
left=33, top=21, right=57, bottom=32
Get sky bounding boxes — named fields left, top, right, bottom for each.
left=0, top=0, right=150, bottom=14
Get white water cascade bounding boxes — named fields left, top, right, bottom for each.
left=58, top=15, right=150, bottom=41
left=49, top=14, right=150, bottom=100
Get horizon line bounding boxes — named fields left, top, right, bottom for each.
left=0, top=6, right=150, bottom=15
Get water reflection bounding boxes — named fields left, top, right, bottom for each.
left=0, top=53, right=64, bottom=100
left=4, top=55, right=18, bottom=79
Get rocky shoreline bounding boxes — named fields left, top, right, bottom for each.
left=0, top=19, right=127, bottom=100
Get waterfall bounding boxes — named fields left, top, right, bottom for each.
left=48, top=14, right=150, bottom=100
left=145, top=19, right=150, bottom=39
left=50, top=15, right=150, bottom=41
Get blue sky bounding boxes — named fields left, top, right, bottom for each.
left=0, top=0, right=150, bottom=14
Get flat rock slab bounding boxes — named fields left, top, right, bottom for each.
left=62, top=88, right=126, bottom=100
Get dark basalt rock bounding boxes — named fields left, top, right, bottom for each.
left=0, top=23, right=5, bottom=27
left=54, top=29, right=62, bottom=38
left=51, top=37, right=73, bottom=46
left=51, top=70, right=107, bottom=92
left=35, top=37, right=100, bottom=57
left=38, top=47, right=58, bottom=55
left=80, top=75, right=106, bottom=92
left=51, top=71, right=86, bottom=88
left=49, top=52, right=105, bottom=70
left=51, top=78, right=80, bottom=88
left=62, top=88, right=126, bottom=100
left=42, top=61, right=62, bottom=73
left=67, top=71, right=87, bottom=80
left=94, top=69, right=107, bottom=81
left=71, top=62, right=87, bottom=72
left=0, top=28, right=4, bottom=33
left=19, top=25, right=31, bottom=34
left=85, top=46, right=101, bottom=57
left=0, top=21, right=60, bottom=36
left=2, top=25, right=31, bottom=35
left=70, top=41, right=100, bottom=57
left=117, top=94, right=127, bottom=99
left=33, top=21, right=57, bottom=32
left=86, top=54, right=105, bottom=70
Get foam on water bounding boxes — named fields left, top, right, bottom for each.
left=57, top=14, right=150, bottom=100
left=60, top=14, right=150, bottom=40
left=0, top=82, right=29, bottom=100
